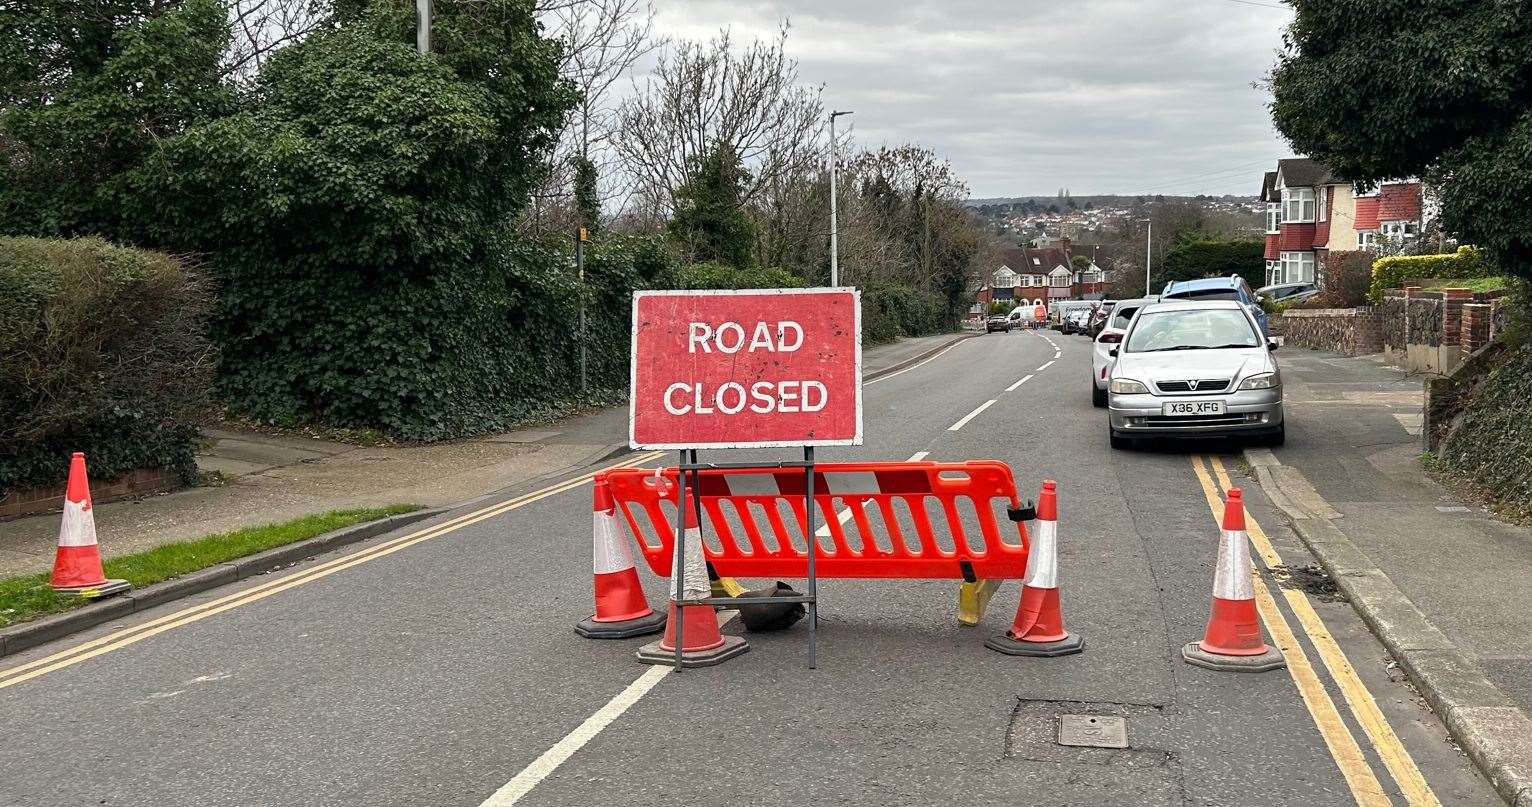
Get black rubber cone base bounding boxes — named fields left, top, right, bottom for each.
left=54, top=578, right=131, bottom=599
left=574, top=610, right=666, bottom=639
left=635, top=635, right=748, bottom=668
left=985, top=631, right=1084, bottom=657
left=1181, top=641, right=1285, bottom=672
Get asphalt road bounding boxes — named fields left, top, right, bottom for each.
left=0, top=329, right=1499, bottom=806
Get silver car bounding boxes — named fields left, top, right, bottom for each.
left=1106, top=300, right=1284, bottom=448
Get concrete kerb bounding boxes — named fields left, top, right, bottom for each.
left=1247, top=456, right=1532, bottom=806
left=0, top=508, right=443, bottom=660
left=863, top=332, right=978, bottom=382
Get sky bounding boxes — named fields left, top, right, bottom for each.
left=647, top=0, right=1297, bottom=199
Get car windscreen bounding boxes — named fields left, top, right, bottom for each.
left=1125, top=309, right=1260, bottom=352
left=1111, top=306, right=1141, bottom=329
left=1167, top=288, right=1240, bottom=301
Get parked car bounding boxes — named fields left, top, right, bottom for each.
left=1062, top=309, right=1092, bottom=335
left=1105, top=299, right=1284, bottom=448
left=1161, top=275, right=1270, bottom=336
left=985, top=314, right=1012, bottom=333
left=1086, top=301, right=1117, bottom=338
left=1257, top=281, right=1320, bottom=306
left=1090, top=296, right=1157, bottom=407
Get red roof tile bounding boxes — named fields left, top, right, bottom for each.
left=1264, top=234, right=1280, bottom=260
left=1378, top=183, right=1422, bottom=222
left=1354, top=197, right=1380, bottom=230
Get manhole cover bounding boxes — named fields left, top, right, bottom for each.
left=1057, top=714, right=1128, bottom=749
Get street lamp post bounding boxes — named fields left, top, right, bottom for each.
left=1139, top=218, right=1153, bottom=296
left=416, top=0, right=431, bottom=53
left=829, top=110, right=853, bottom=287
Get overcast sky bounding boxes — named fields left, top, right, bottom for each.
left=648, top=0, right=1297, bottom=199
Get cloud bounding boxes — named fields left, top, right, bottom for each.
left=647, top=0, right=1295, bottom=197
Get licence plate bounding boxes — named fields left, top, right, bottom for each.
left=1162, top=400, right=1226, bottom=416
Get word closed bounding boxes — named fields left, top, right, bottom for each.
left=630, top=289, right=862, bottom=449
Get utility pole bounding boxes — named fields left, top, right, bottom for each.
left=416, top=0, right=431, bottom=54
left=1139, top=218, right=1153, bottom=296
left=576, top=227, right=589, bottom=393
left=829, top=110, right=853, bottom=287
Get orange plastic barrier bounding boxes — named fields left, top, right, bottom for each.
left=602, top=460, right=1031, bottom=580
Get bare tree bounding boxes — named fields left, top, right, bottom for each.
left=222, top=0, right=327, bottom=82
left=614, top=26, right=825, bottom=216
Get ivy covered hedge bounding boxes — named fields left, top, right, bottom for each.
left=1438, top=345, right=1532, bottom=520
left=0, top=238, right=212, bottom=494
left=862, top=284, right=953, bottom=344
left=1370, top=246, right=1488, bottom=302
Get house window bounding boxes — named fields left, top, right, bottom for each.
left=1049, top=271, right=1071, bottom=287
left=1266, top=260, right=1282, bottom=286
left=1279, top=251, right=1315, bottom=284
left=1031, top=258, right=1041, bottom=266
left=1282, top=187, right=1316, bottom=223
left=1381, top=221, right=1418, bottom=238
left=1265, top=203, right=1280, bottom=234
left=1358, top=231, right=1378, bottom=250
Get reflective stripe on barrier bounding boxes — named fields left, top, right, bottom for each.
left=603, top=460, right=1031, bottom=580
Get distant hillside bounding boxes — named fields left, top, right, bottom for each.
left=966, top=194, right=1247, bottom=208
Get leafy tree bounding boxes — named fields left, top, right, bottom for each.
left=0, top=0, right=232, bottom=238
left=668, top=144, right=757, bottom=267
left=1159, top=240, right=1265, bottom=290
left=1270, top=1, right=1532, bottom=283
left=573, top=152, right=601, bottom=234
left=1071, top=254, right=1091, bottom=271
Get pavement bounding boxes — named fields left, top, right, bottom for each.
left=0, top=333, right=972, bottom=578
left=0, top=327, right=1507, bottom=806
left=1242, top=348, right=1532, bottom=805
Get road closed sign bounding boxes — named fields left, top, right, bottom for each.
left=629, top=288, right=862, bottom=449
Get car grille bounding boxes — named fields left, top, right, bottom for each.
left=1132, top=413, right=1264, bottom=428
left=1155, top=379, right=1230, bottom=393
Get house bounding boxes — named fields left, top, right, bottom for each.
left=977, top=239, right=1105, bottom=310
left=1260, top=158, right=1426, bottom=288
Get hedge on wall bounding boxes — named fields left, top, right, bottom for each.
left=862, top=284, right=952, bottom=345
left=1370, top=246, right=1487, bottom=302
left=0, top=237, right=213, bottom=495
left=1439, top=345, right=1532, bottom=520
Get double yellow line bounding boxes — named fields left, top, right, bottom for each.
left=0, top=451, right=664, bottom=692
left=1191, top=455, right=1438, bottom=807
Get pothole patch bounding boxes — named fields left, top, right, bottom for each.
left=1270, top=563, right=1347, bottom=602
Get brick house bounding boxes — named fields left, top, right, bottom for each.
left=1260, top=158, right=1426, bottom=288
left=977, top=239, right=1104, bottom=311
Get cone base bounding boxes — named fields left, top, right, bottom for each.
left=636, top=635, right=748, bottom=668
left=1181, top=641, right=1285, bottom=672
left=985, top=631, right=1083, bottom=657
left=574, top=609, right=666, bottom=639
left=51, top=578, right=131, bottom=599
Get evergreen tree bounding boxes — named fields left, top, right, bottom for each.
left=668, top=144, right=756, bottom=267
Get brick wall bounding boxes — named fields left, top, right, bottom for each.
left=1271, top=287, right=1505, bottom=371
left=0, top=467, right=180, bottom=522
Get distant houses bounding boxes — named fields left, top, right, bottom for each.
left=973, top=239, right=1105, bottom=314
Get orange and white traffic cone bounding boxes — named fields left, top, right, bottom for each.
left=50, top=453, right=131, bottom=598
left=636, top=499, right=748, bottom=667
left=575, top=476, right=666, bottom=638
left=1182, top=487, right=1285, bottom=672
left=986, top=480, right=1083, bottom=656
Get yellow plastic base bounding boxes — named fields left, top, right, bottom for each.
left=957, top=579, right=1001, bottom=625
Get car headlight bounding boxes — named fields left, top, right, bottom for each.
left=1238, top=372, right=1280, bottom=390
left=1109, top=378, right=1149, bottom=394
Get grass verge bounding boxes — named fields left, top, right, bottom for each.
left=0, top=504, right=419, bottom=628
left=1420, top=276, right=1509, bottom=293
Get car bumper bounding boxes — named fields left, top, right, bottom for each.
left=1108, top=388, right=1284, bottom=436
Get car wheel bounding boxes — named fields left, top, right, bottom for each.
left=1109, top=429, right=1132, bottom=450
left=1092, top=383, right=1107, bottom=408
left=1264, top=424, right=1286, bottom=447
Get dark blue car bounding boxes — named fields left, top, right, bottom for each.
left=1160, top=276, right=1270, bottom=336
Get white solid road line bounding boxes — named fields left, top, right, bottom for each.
left=1035, top=360, right=1055, bottom=372
left=948, top=399, right=997, bottom=432
left=479, top=613, right=740, bottom=806
left=866, top=340, right=965, bottom=386
left=1006, top=374, right=1034, bottom=392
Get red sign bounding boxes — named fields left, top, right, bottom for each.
left=629, top=288, right=862, bottom=449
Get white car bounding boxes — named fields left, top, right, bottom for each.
left=1090, top=297, right=1158, bottom=407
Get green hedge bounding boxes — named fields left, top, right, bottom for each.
left=1370, top=246, right=1487, bottom=302
left=1439, top=346, right=1532, bottom=520
left=863, top=285, right=953, bottom=345
left=0, top=237, right=212, bottom=494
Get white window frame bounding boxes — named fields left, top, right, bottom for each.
left=1266, top=260, right=1282, bottom=287
left=1048, top=269, right=1072, bottom=288
left=1358, top=231, right=1379, bottom=250
left=1381, top=221, right=1418, bottom=238
left=1279, top=251, right=1315, bottom=284
left=1265, top=203, right=1280, bottom=234
left=1282, top=187, right=1316, bottom=223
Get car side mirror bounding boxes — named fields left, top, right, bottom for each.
left=1108, top=347, right=1119, bottom=358
left=1267, top=338, right=1279, bottom=351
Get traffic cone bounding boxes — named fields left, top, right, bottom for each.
left=1182, top=488, right=1285, bottom=672
left=636, top=500, right=748, bottom=667
left=49, top=453, right=131, bottom=598
left=986, top=480, right=1083, bottom=656
left=575, top=476, right=666, bottom=638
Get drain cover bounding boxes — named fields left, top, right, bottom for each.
left=1057, top=714, right=1128, bottom=749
